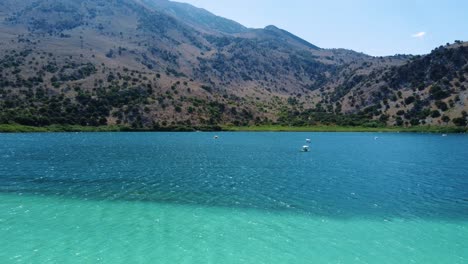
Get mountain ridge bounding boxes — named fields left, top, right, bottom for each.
left=142, top=0, right=248, bottom=34
left=0, top=0, right=466, bottom=129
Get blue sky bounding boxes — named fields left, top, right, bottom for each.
left=175, top=0, right=468, bottom=56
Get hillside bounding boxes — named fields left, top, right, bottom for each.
left=0, top=0, right=466, bottom=129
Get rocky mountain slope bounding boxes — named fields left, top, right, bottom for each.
left=0, top=0, right=466, bottom=129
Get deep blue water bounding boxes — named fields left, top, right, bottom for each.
left=1, top=132, right=467, bottom=220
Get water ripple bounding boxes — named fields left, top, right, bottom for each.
left=0, top=132, right=467, bottom=220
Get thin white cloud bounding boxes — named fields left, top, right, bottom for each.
left=411, top=32, right=426, bottom=38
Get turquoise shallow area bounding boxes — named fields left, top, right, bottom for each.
left=1, top=193, right=467, bottom=264
left=0, top=132, right=467, bottom=263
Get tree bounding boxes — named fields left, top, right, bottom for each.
left=379, top=114, right=389, bottom=123
left=431, top=110, right=441, bottom=118
left=395, top=117, right=404, bottom=126
left=410, top=118, right=420, bottom=126
left=404, top=96, right=415, bottom=105
left=441, top=115, right=450, bottom=123
left=435, top=101, right=448, bottom=111
left=429, top=85, right=450, bottom=100
left=453, top=117, right=467, bottom=127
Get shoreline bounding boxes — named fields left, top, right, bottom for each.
left=222, top=125, right=467, bottom=133
left=0, top=124, right=466, bottom=134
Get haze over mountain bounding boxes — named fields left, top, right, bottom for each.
left=0, top=0, right=466, bottom=129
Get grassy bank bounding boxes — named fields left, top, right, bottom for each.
left=0, top=124, right=222, bottom=133
left=0, top=124, right=126, bottom=133
left=0, top=123, right=465, bottom=133
left=222, top=125, right=467, bottom=133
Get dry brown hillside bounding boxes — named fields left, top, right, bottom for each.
left=0, top=0, right=466, bottom=129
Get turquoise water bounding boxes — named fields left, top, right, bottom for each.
left=0, top=132, right=467, bottom=263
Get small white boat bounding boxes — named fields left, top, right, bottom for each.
left=214, top=135, right=219, bottom=139
left=302, top=145, right=310, bottom=152
left=442, top=134, right=447, bottom=137
left=306, top=139, right=311, bottom=143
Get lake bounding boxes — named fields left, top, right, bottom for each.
left=0, top=132, right=467, bottom=263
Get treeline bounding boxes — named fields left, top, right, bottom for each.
left=276, top=108, right=385, bottom=128
left=0, top=84, right=151, bottom=127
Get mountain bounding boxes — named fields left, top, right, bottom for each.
left=140, top=0, right=248, bottom=34
left=0, top=0, right=466, bottom=129
left=337, top=42, right=468, bottom=127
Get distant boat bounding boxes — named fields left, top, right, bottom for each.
left=214, top=135, right=219, bottom=139
left=442, top=134, right=447, bottom=137
left=302, top=145, right=310, bottom=152
left=306, top=138, right=311, bottom=143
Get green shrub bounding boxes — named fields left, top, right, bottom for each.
left=431, top=110, right=441, bottom=118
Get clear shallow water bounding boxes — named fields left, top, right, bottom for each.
left=0, top=132, right=467, bottom=263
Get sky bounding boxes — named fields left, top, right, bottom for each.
left=175, top=0, right=468, bottom=56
